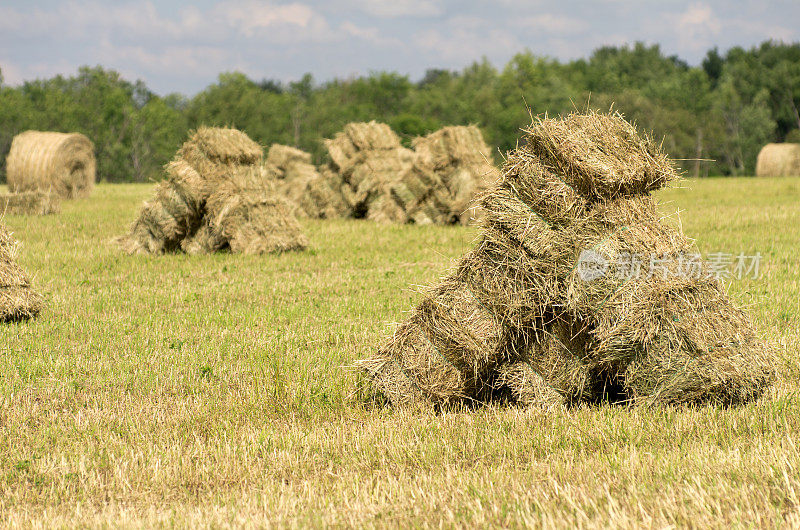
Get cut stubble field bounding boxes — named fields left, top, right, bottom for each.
left=1, top=177, right=799, bottom=527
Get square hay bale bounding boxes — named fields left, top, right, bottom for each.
left=359, top=276, right=516, bottom=408
left=524, top=110, right=678, bottom=200
left=267, top=144, right=312, bottom=174
left=203, top=166, right=308, bottom=255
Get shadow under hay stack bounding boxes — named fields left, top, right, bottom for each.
left=116, top=127, right=307, bottom=255
left=6, top=131, right=95, bottom=199
left=0, top=224, right=43, bottom=322
left=359, top=110, right=775, bottom=409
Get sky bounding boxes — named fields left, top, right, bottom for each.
left=0, top=0, right=798, bottom=95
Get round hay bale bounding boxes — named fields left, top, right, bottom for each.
left=6, top=131, right=95, bottom=199
left=755, top=143, right=800, bottom=177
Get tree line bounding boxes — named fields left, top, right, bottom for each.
left=1, top=40, right=799, bottom=183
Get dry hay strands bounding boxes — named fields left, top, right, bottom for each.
left=324, top=121, right=403, bottom=172
left=267, top=144, right=312, bottom=176
left=413, top=125, right=494, bottom=169
left=203, top=166, right=308, bottom=255
left=269, top=145, right=349, bottom=219
left=413, top=125, right=501, bottom=225
left=341, top=151, right=414, bottom=220
left=524, top=109, right=679, bottom=200
left=595, top=276, right=776, bottom=406
left=6, top=131, right=95, bottom=199
left=115, top=160, right=206, bottom=255
left=177, top=126, right=263, bottom=187
left=182, top=126, right=263, bottom=165
left=0, top=224, right=44, bottom=322
left=561, top=196, right=775, bottom=404
left=0, top=191, right=61, bottom=215
left=493, top=361, right=564, bottom=408
left=359, top=276, right=519, bottom=408
left=391, top=163, right=457, bottom=226
left=489, top=149, right=589, bottom=228
left=755, top=143, right=800, bottom=177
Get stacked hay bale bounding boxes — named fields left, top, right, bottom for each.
left=6, top=131, right=95, bottom=198
left=0, top=224, right=43, bottom=322
left=116, top=127, right=307, bottom=255
left=267, top=144, right=349, bottom=219
left=0, top=191, right=60, bottom=215
left=323, top=121, right=414, bottom=223
left=360, top=110, right=775, bottom=408
left=755, top=143, right=800, bottom=176
left=400, top=125, right=500, bottom=225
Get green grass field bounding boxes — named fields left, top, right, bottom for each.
left=1, top=178, right=799, bottom=527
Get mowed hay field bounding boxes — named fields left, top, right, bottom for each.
left=1, top=178, right=799, bottom=528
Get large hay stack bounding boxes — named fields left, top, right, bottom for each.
left=323, top=121, right=414, bottom=223
left=401, top=125, right=500, bottom=225
left=0, top=191, right=60, bottom=215
left=268, top=144, right=348, bottom=219
left=755, top=143, right=800, bottom=177
left=116, top=127, right=307, bottom=255
left=360, top=110, right=775, bottom=409
left=6, top=131, right=95, bottom=198
left=0, top=224, right=43, bottom=322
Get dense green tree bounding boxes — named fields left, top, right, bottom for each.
left=2, top=40, right=798, bottom=180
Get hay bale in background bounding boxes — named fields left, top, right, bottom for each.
left=267, top=144, right=312, bottom=170
left=404, top=126, right=500, bottom=225
left=0, top=191, right=61, bottom=215
left=323, top=121, right=413, bottom=222
left=6, top=131, right=95, bottom=199
left=755, top=143, right=800, bottom=177
left=201, top=166, right=308, bottom=255
left=268, top=144, right=349, bottom=219
left=0, top=224, right=43, bottom=322
left=117, top=127, right=308, bottom=256
left=115, top=158, right=208, bottom=255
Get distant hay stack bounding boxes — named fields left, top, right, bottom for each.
left=0, top=224, right=43, bottom=322
left=323, top=121, right=414, bottom=223
left=116, top=127, right=308, bottom=256
left=400, top=125, right=500, bottom=225
left=755, top=143, right=800, bottom=177
left=6, top=131, right=95, bottom=199
left=0, top=191, right=61, bottom=215
left=183, top=165, right=308, bottom=255
left=268, top=144, right=349, bottom=219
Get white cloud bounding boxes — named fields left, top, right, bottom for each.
left=348, top=0, right=443, bottom=18
left=414, top=16, right=522, bottom=64
left=668, top=3, right=722, bottom=52
left=340, top=22, right=403, bottom=47
left=514, top=14, right=589, bottom=34
left=216, top=1, right=317, bottom=37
